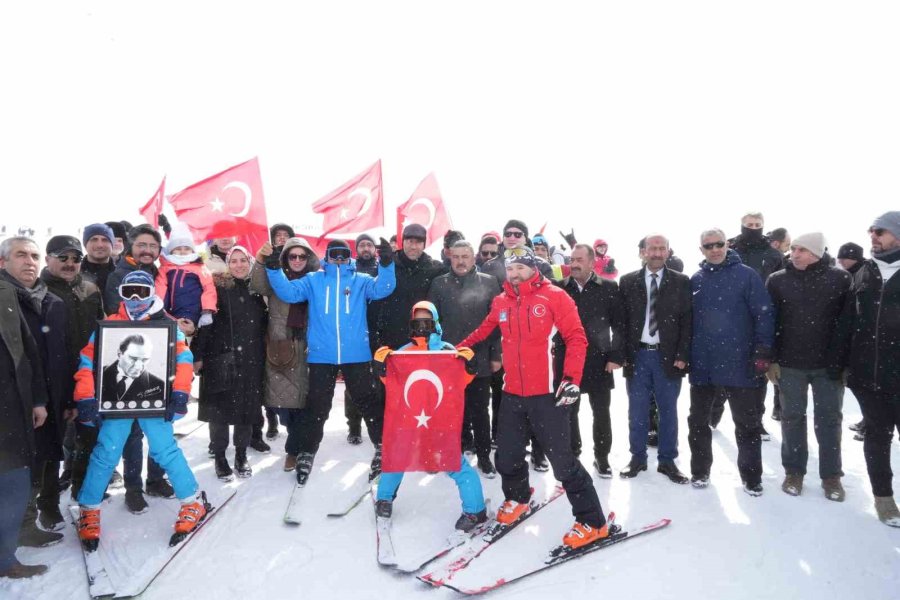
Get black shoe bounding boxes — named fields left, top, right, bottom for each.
left=295, top=452, right=316, bottom=486
left=0, top=560, right=49, bottom=579
left=145, top=478, right=175, bottom=498
left=619, top=460, right=647, bottom=479
left=370, top=444, right=383, bottom=480
left=691, top=474, right=710, bottom=488
left=455, top=509, right=488, bottom=532
left=657, top=463, right=689, bottom=485
left=265, top=419, right=279, bottom=440
left=477, top=454, right=497, bottom=478
left=647, top=430, right=659, bottom=448
left=759, top=427, right=771, bottom=442
left=854, top=431, right=865, bottom=442
left=249, top=438, right=271, bottom=454
left=109, top=470, right=124, bottom=489
left=531, top=456, right=550, bottom=472
left=207, top=447, right=216, bottom=458
left=214, top=453, right=234, bottom=481
left=462, top=441, right=476, bottom=456
left=849, top=419, right=864, bottom=432
left=125, top=488, right=149, bottom=514
left=375, top=499, right=393, bottom=519
left=347, top=433, right=363, bottom=445
left=771, top=410, right=782, bottom=422
left=36, top=501, right=65, bottom=532
left=593, top=457, right=612, bottom=479
left=18, top=523, right=63, bottom=548
left=743, top=482, right=764, bottom=497
left=234, top=448, right=252, bottom=478
left=58, top=469, right=72, bottom=493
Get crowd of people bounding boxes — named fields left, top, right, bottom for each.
left=1, top=208, right=898, bottom=579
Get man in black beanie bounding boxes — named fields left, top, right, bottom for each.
left=837, top=242, right=865, bottom=276
left=104, top=221, right=128, bottom=261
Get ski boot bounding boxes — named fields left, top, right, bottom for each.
left=496, top=499, right=531, bottom=525
left=455, top=509, right=488, bottom=532
left=170, top=492, right=211, bottom=546
left=77, top=507, right=101, bottom=552
left=235, top=448, right=252, bottom=478
left=295, top=452, right=316, bottom=486
left=562, top=520, right=609, bottom=550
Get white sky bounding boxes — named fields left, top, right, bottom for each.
left=1, top=1, right=897, bottom=273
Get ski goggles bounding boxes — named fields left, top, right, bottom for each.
left=327, top=247, right=352, bottom=262
left=119, top=283, right=153, bottom=300
left=503, top=247, right=533, bottom=258
left=409, top=318, right=436, bottom=337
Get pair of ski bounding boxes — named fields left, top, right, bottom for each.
left=283, top=474, right=379, bottom=525
left=71, top=490, right=235, bottom=599
left=415, top=486, right=671, bottom=595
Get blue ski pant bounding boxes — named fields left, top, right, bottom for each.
left=376, top=455, right=486, bottom=514
left=78, top=418, right=197, bottom=507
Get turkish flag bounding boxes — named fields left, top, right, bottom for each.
left=382, top=351, right=467, bottom=473
left=138, top=177, right=166, bottom=227
left=396, top=173, right=452, bottom=246
left=312, top=160, right=384, bottom=237
left=168, top=158, right=269, bottom=255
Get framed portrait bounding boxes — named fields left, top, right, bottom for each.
left=94, top=320, right=177, bottom=419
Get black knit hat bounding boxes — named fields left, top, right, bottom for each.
left=104, top=221, right=127, bottom=240
left=443, top=230, right=464, bottom=249
left=402, top=223, right=427, bottom=241
left=355, top=233, right=375, bottom=249
left=503, top=219, right=528, bottom=238
left=269, top=223, right=295, bottom=243
left=837, top=242, right=864, bottom=261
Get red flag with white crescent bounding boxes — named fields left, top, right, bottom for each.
left=138, top=177, right=166, bottom=228
left=312, top=160, right=384, bottom=237
left=396, top=172, right=452, bottom=246
left=168, top=158, right=269, bottom=254
left=382, top=351, right=466, bottom=473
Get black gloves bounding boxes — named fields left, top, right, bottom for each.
left=377, top=237, right=394, bottom=267
left=559, top=229, right=577, bottom=247
left=265, top=245, right=284, bottom=270
left=157, top=214, right=172, bottom=236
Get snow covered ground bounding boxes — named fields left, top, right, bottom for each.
left=4, top=382, right=899, bottom=600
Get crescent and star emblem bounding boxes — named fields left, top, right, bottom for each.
left=209, top=181, right=252, bottom=217
left=403, top=369, right=444, bottom=428
left=408, top=197, right=436, bottom=229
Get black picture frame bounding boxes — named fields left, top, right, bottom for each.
left=94, top=320, right=177, bottom=419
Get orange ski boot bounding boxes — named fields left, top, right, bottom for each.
left=77, top=507, right=101, bottom=552
left=496, top=499, right=531, bottom=525
left=562, top=521, right=609, bottom=550
left=170, top=493, right=209, bottom=546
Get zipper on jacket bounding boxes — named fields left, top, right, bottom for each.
left=325, top=285, right=330, bottom=314
left=345, top=288, right=350, bottom=314
left=873, top=280, right=884, bottom=391
left=335, top=268, right=342, bottom=365
left=515, top=294, right=526, bottom=396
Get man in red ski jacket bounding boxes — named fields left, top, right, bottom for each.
left=460, top=247, right=607, bottom=549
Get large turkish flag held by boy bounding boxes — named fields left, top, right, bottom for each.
left=382, top=351, right=467, bottom=473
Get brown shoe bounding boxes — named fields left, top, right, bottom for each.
left=0, top=560, right=48, bottom=579
left=821, top=477, right=845, bottom=502
left=283, top=454, right=298, bottom=472
left=875, top=496, right=900, bottom=526
left=781, top=474, right=803, bottom=496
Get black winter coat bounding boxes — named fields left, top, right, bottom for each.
left=370, top=251, right=447, bottom=350
left=428, top=267, right=501, bottom=378
left=619, top=267, right=692, bottom=379
left=842, top=259, right=900, bottom=393
left=40, top=269, right=104, bottom=374
left=765, top=257, right=851, bottom=370
left=553, top=274, right=625, bottom=393
left=0, top=281, right=49, bottom=473
left=729, top=234, right=784, bottom=282
left=81, top=258, right=115, bottom=308
left=194, top=275, right=268, bottom=425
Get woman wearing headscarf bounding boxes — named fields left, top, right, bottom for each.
left=193, top=246, right=268, bottom=479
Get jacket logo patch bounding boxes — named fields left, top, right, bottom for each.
left=532, top=304, right=547, bottom=317
left=499, top=310, right=508, bottom=322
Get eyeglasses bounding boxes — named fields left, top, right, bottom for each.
left=504, top=247, right=532, bottom=258
left=480, top=250, right=498, bottom=258
left=702, top=241, right=726, bottom=250
left=119, top=284, right=152, bottom=300
left=53, top=254, right=83, bottom=263
left=287, top=253, right=308, bottom=262
left=869, top=227, right=886, bottom=236
left=327, top=248, right=352, bottom=261
left=133, top=242, right=160, bottom=251
left=503, top=230, right=524, bottom=239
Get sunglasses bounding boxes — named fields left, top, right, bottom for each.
left=503, top=230, right=525, bottom=239
left=504, top=247, right=532, bottom=258
left=287, top=253, right=308, bottom=262
left=119, top=284, right=152, bottom=300
left=702, top=241, right=726, bottom=250
left=869, top=227, right=886, bottom=236
left=480, top=250, right=498, bottom=258
left=53, top=254, right=83, bottom=263
left=327, top=248, right=352, bottom=261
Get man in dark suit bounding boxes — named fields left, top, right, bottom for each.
left=618, top=234, right=692, bottom=484
left=101, top=335, right=165, bottom=410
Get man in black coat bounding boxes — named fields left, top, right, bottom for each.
left=765, top=233, right=851, bottom=501
left=840, top=211, right=900, bottom=526
left=618, top=234, right=692, bottom=484
left=429, top=239, right=501, bottom=476
left=0, top=237, right=68, bottom=545
left=553, top=244, right=624, bottom=477
left=80, top=223, right=117, bottom=305
left=0, top=280, right=49, bottom=579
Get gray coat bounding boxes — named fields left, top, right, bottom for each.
left=249, top=238, right=320, bottom=409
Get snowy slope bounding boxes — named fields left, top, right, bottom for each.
left=4, top=383, right=899, bottom=600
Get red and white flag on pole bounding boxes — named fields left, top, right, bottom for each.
left=312, top=160, right=384, bottom=237
left=168, top=158, right=269, bottom=254
left=382, top=351, right=467, bottom=473
left=138, top=177, right=166, bottom=227
left=395, top=173, right=451, bottom=246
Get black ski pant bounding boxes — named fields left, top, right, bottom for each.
left=688, top=385, right=762, bottom=486
left=710, top=382, right=767, bottom=432
left=345, top=389, right=363, bottom=438
left=464, top=376, right=493, bottom=458
left=854, top=388, right=900, bottom=497
left=298, top=362, right=383, bottom=455
left=209, top=422, right=252, bottom=453
left=490, top=368, right=544, bottom=461
left=569, top=389, right=612, bottom=462
left=495, top=392, right=604, bottom=527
